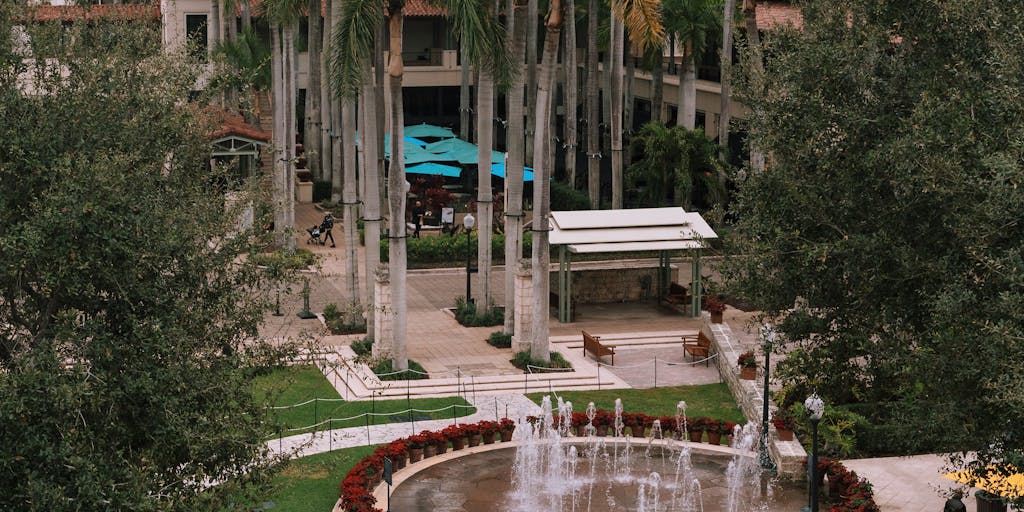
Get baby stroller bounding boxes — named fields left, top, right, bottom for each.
left=306, top=224, right=324, bottom=245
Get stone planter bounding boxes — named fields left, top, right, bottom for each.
left=741, top=366, right=757, bottom=380
left=295, top=179, right=313, bottom=203
left=710, top=311, right=724, bottom=323
left=777, top=428, right=794, bottom=441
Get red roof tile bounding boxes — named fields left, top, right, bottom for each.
left=403, top=0, right=446, bottom=17
left=205, top=108, right=272, bottom=143
left=28, top=4, right=160, bottom=23
left=755, top=2, right=803, bottom=31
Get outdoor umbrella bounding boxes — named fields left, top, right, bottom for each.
left=491, top=162, right=534, bottom=182
left=403, top=123, right=456, bottom=139
left=354, top=131, right=428, bottom=148
left=443, top=146, right=506, bottom=165
left=425, top=137, right=477, bottom=154
left=406, top=162, right=462, bottom=178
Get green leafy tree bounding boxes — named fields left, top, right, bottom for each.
left=725, top=0, right=1024, bottom=486
left=0, top=8, right=285, bottom=510
left=627, top=123, right=726, bottom=209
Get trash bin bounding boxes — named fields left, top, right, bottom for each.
left=976, top=491, right=1007, bottom=512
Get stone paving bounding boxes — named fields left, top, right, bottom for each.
left=261, top=203, right=970, bottom=512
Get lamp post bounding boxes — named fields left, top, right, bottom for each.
left=805, top=393, right=825, bottom=512
left=463, top=213, right=475, bottom=305
left=759, top=323, right=777, bottom=471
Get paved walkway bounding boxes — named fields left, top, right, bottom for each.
left=261, top=203, right=970, bottom=512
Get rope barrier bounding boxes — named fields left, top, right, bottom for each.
left=269, top=403, right=476, bottom=437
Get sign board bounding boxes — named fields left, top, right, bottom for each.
left=383, top=457, right=393, bottom=486
left=441, top=207, right=454, bottom=224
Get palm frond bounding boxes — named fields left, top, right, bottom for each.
left=329, top=0, right=383, bottom=99
left=214, top=24, right=271, bottom=91
left=443, top=0, right=516, bottom=92
left=260, top=0, right=306, bottom=25
left=614, top=0, right=664, bottom=53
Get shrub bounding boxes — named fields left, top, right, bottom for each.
left=251, top=248, right=319, bottom=270
left=371, top=358, right=429, bottom=381
left=487, top=331, right=512, bottom=348
left=512, top=350, right=572, bottom=371
left=551, top=181, right=591, bottom=211
left=323, top=301, right=367, bottom=335
left=454, top=296, right=504, bottom=327
left=350, top=336, right=373, bottom=357
left=380, top=231, right=533, bottom=265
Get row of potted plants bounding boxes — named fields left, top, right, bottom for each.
left=527, top=410, right=741, bottom=446
left=817, top=457, right=881, bottom=512
left=340, top=419, right=516, bottom=512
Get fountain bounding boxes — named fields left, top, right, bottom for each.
left=387, top=396, right=806, bottom=511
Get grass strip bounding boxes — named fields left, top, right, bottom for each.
left=266, top=445, right=379, bottom=512
left=526, top=383, right=744, bottom=423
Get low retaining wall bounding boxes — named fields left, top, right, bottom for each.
left=549, top=260, right=679, bottom=304
left=705, top=315, right=808, bottom=480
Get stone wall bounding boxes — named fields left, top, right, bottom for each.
left=705, top=316, right=808, bottom=480
left=550, top=261, right=679, bottom=304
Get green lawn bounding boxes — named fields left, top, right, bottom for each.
left=266, top=445, right=379, bottom=512
left=254, top=366, right=476, bottom=435
left=527, top=383, right=745, bottom=423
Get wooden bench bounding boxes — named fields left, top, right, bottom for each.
left=664, top=281, right=689, bottom=305
left=582, top=330, right=615, bottom=365
left=682, top=331, right=713, bottom=366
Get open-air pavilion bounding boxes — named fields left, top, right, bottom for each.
left=548, top=207, right=718, bottom=323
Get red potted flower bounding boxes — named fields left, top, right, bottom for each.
left=405, top=434, right=429, bottom=462
left=705, top=418, right=725, bottom=445
left=384, top=440, right=408, bottom=469
left=723, top=421, right=740, bottom=446
left=702, top=294, right=727, bottom=323
left=688, top=417, right=709, bottom=443
left=462, top=423, right=482, bottom=446
left=591, top=410, right=612, bottom=436
left=499, top=418, right=516, bottom=442
left=737, top=350, right=757, bottom=380
left=418, top=430, right=444, bottom=457
left=442, top=424, right=467, bottom=450
left=771, top=409, right=796, bottom=441
left=478, top=420, right=501, bottom=444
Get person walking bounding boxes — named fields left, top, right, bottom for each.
left=321, top=213, right=335, bottom=247
left=412, top=200, right=426, bottom=238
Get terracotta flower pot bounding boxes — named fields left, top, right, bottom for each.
left=424, top=445, right=436, bottom=458
left=482, top=432, right=496, bottom=445
left=777, top=428, right=794, bottom=441
left=435, top=442, right=448, bottom=454
left=630, top=425, right=646, bottom=438
left=500, top=430, right=513, bottom=442
left=711, top=311, right=724, bottom=323
left=468, top=434, right=482, bottom=447
left=408, top=448, right=424, bottom=463
left=451, top=437, right=466, bottom=450
left=595, top=425, right=609, bottom=437
left=393, top=455, right=406, bottom=470
left=741, top=366, right=757, bottom=380
left=688, top=431, right=703, bottom=443
left=707, top=432, right=722, bottom=445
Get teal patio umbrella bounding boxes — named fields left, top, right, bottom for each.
left=404, top=123, right=456, bottom=139
left=406, top=162, right=462, bottom=178
left=443, top=146, right=506, bottom=165
left=425, top=137, right=477, bottom=154
left=491, top=162, right=534, bottom=182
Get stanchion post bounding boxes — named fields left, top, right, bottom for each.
left=329, top=419, right=333, bottom=451
left=524, top=372, right=528, bottom=394
left=314, top=398, right=318, bottom=433
left=365, top=414, right=371, bottom=446
left=495, top=397, right=499, bottom=422
left=654, top=357, right=658, bottom=388
left=597, top=364, right=601, bottom=390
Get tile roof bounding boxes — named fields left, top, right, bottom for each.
left=205, top=108, right=272, bottom=143
left=28, top=4, right=161, bottom=22
left=402, top=0, right=446, bottom=17
left=755, top=2, right=803, bottom=31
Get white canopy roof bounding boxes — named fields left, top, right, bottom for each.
left=549, top=207, right=717, bottom=254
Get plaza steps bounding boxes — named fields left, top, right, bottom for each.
left=550, top=329, right=699, bottom=350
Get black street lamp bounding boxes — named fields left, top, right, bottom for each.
left=463, top=213, right=475, bottom=305
left=759, top=323, right=777, bottom=471
left=805, top=393, right=825, bottom=512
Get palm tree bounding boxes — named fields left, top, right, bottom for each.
left=503, top=0, right=527, bottom=336
left=360, top=67, right=382, bottom=343
left=524, top=0, right=538, bottom=163
left=741, top=0, right=764, bottom=172
left=626, top=123, right=726, bottom=209
left=663, top=0, right=721, bottom=130
left=306, top=0, right=322, bottom=181
left=585, top=0, right=599, bottom=208
left=717, top=0, right=735, bottom=152
left=563, top=0, right=578, bottom=188
left=530, top=0, right=563, bottom=363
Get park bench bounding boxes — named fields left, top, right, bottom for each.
left=582, top=330, right=615, bottom=365
left=682, top=330, right=713, bottom=366
left=664, top=281, right=689, bottom=305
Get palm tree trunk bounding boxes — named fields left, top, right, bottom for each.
left=386, top=12, right=409, bottom=371
left=361, top=71, right=382, bottom=341
left=330, top=89, right=342, bottom=202
left=375, top=20, right=387, bottom=223
left=651, top=47, right=664, bottom=123
left=240, top=0, right=251, bottom=29
left=503, top=0, right=527, bottom=336
left=530, top=0, right=562, bottom=363
left=224, top=2, right=238, bottom=110
left=718, top=0, right=735, bottom=153
left=341, top=97, right=360, bottom=302
left=284, top=24, right=297, bottom=249
left=271, top=23, right=287, bottom=247
left=460, top=38, right=472, bottom=141
left=525, top=0, right=538, bottom=163
left=320, top=0, right=333, bottom=189
left=743, top=0, right=764, bottom=172
left=476, top=72, right=494, bottom=307
left=564, top=0, right=578, bottom=188
left=585, top=0, right=599, bottom=208
left=609, top=7, right=623, bottom=209
left=624, top=37, right=634, bottom=133
left=210, top=0, right=222, bottom=104
left=306, top=0, right=322, bottom=181
left=679, top=44, right=696, bottom=129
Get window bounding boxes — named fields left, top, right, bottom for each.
left=185, top=14, right=208, bottom=61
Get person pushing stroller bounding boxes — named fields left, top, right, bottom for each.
left=320, top=213, right=335, bottom=247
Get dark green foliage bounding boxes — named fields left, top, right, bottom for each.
left=322, top=302, right=367, bottom=335
left=350, top=337, right=373, bottom=357
left=312, top=181, right=333, bottom=201
left=381, top=231, right=532, bottom=265
left=551, top=181, right=592, bottom=211
left=453, top=297, right=504, bottom=327
left=512, top=351, right=573, bottom=371
left=372, top=359, right=429, bottom=381
left=626, top=123, right=727, bottom=210
left=487, top=331, right=512, bottom=348
left=726, top=0, right=1024, bottom=471
left=0, top=7, right=285, bottom=510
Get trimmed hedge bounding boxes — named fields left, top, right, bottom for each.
left=381, top=231, right=532, bottom=264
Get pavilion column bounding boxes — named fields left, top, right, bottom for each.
left=558, top=245, right=573, bottom=323
left=691, top=250, right=702, bottom=317
left=511, top=259, right=533, bottom=352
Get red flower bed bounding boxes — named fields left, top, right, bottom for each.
left=818, top=458, right=880, bottom=512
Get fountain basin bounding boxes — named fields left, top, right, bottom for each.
left=370, top=437, right=807, bottom=511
